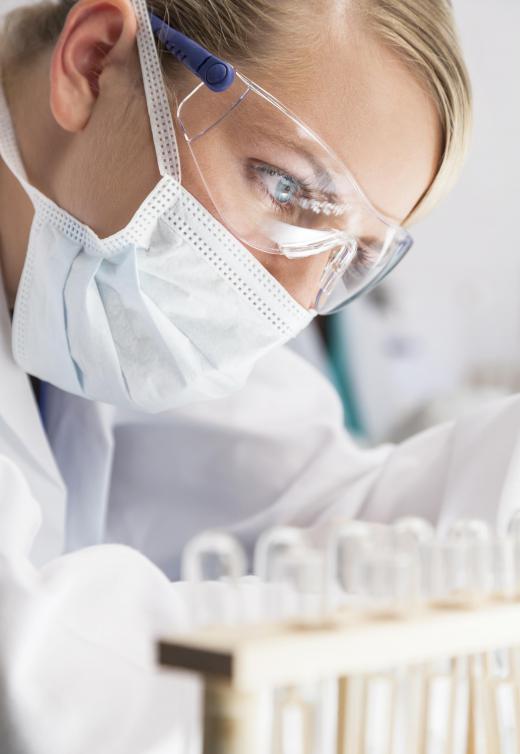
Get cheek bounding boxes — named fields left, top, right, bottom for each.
left=178, top=141, right=326, bottom=310
left=248, top=248, right=327, bottom=309
left=56, top=97, right=161, bottom=239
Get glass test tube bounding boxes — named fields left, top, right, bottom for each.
left=255, top=526, right=326, bottom=623
left=432, top=519, right=493, bottom=606
left=255, top=529, right=325, bottom=754
left=181, top=530, right=247, bottom=582
left=326, top=521, right=372, bottom=615
left=508, top=511, right=520, bottom=599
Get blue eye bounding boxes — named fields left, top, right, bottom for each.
left=273, top=175, right=299, bottom=205
left=252, top=163, right=301, bottom=208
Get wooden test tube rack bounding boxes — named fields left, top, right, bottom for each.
left=158, top=599, right=520, bottom=754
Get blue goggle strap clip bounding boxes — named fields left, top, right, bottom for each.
left=149, top=12, right=235, bottom=93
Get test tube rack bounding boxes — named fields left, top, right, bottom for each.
left=158, top=599, right=520, bottom=754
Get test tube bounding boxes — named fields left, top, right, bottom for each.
left=330, top=520, right=425, bottom=615
left=329, top=523, right=372, bottom=754
left=392, top=518, right=437, bottom=751
left=489, top=536, right=515, bottom=600
left=393, top=517, right=435, bottom=604
left=326, top=521, right=371, bottom=614
left=255, top=530, right=325, bottom=752
left=436, top=524, right=502, bottom=752
left=393, top=516, right=435, bottom=547
left=358, top=546, right=420, bottom=615
left=272, top=686, right=316, bottom=754
left=181, top=530, right=247, bottom=582
left=449, top=519, right=520, bottom=599
left=508, top=510, right=520, bottom=540
left=448, top=518, right=492, bottom=542
left=254, top=526, right=325, bottom=624
left=254, top=526, right=306, bottom=582
left=448, top=519, right=516, bottom=600
left=432, top=519, right=493, bottom=606
left=508, top=511, right=520, bottom=599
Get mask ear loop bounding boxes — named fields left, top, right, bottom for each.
left=132, top=0, right=181, bottom=182
left=0, top=83, right=39, bottom=205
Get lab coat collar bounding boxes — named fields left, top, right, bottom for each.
left=0, top=276, right=66, bottom=558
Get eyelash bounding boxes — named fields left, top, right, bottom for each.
left=245, top=160, right=379, bottom=277
left=247, top=160, right=326, bottom=217
left=349, top=245, right=379, bottom=277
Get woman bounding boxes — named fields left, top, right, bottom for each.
left=1, top=1, right=518, bottom=752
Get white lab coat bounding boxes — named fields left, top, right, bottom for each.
left=4, top=257, right=520, bottom=754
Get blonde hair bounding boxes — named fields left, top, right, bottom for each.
left=356, top=0, right=472, bottom=221
left=2, top=0, right=471, bottom=223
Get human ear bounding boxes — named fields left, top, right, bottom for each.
left=49, top=0, right=137, bottom=132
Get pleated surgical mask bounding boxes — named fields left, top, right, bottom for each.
left=0, top=0, right=312, bottom=412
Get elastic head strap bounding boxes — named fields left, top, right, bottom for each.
left=132, top=0, right=181, bottom=181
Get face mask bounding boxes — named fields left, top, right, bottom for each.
left=0, top=0, right=313, bottom=413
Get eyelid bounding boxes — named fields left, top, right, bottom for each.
left=249, top=129, right=339, bottom=194
left=251, top=159, right=338, bottom=202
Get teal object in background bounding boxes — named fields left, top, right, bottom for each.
left=325, top=313, right=366, bottom=440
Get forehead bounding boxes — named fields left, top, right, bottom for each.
left=254, top=19, right=442, bottom=223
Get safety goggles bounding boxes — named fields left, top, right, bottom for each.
left=149, top=13, right=413, bottom=314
